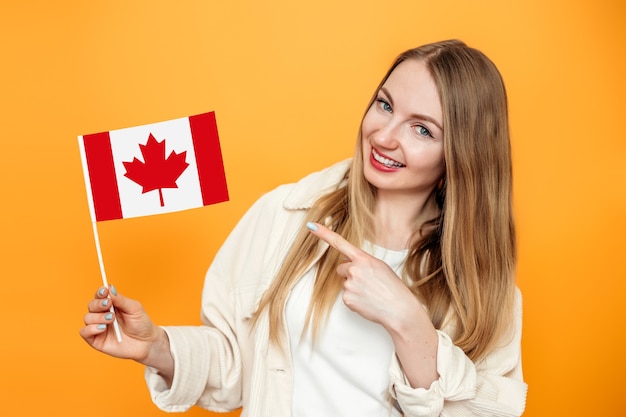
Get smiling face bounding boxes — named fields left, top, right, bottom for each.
left=361, top=59, right=445, bottom=199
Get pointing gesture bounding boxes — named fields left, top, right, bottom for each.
left=306, top=221, right=440, bottom=388
left=305, top=221, right=419, bottom=328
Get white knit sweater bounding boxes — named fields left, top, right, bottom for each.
left=144, top=159, right=528, bottom=416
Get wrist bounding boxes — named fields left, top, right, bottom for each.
left=141, top=327, right=173, bottom=369
left=385, top=295, right=426, bottom=337
left=386, top=299, right=440, bottom=389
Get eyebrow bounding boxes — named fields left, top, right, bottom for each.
left=380, top=87, right=443, bottom=132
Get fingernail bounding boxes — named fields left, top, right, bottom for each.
left=97, top=324, right=107, bottom=330
left=105, top=313, right=113, bottom=320
left=306, top=221, right=318, bottom=231
left=98, top=288, right=106, bottom=296
left=101, top=299, right=109, bottom=307
left=110, top=285, right=118, bottom=296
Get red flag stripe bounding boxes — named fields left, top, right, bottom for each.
left=82, top=132, right=123, bottom=221
left=189, top=112, right=229, bottom=206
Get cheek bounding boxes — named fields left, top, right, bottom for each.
left=407, top=145, right=445, bottom=176
left=435, top=146, right=446, bottom=174
left=360, top=122, right=374, bottom=155
left=432, top=151, right=446, bottom=178
left=360, top=106, right=379, bottom=138
left=434, top=160, right=446, bottom=179
left=361, top=135, right=372, bottom=163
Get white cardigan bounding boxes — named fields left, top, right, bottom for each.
left=144, top=159, right=528, bottom=416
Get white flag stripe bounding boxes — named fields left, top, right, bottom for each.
left=108, top=117, right=204, bottom=219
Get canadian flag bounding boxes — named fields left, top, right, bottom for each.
left=78, top=111, right=228, bottom=222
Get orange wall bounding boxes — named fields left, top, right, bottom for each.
left=1, top=1, right=624, bottom=416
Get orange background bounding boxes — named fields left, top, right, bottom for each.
left=1, top=1, right=624, bottom=416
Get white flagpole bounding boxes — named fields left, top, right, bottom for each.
left=91, top=221, right=123, bottom=342
left=79, top=135, right=122, bottom=342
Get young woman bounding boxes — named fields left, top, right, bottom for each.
left=81, top=39, right=527, bottom=416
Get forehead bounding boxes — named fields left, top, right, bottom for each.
left=381, top=59, right=442, bottom=122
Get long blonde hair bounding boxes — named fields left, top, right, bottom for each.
left=254, top=39, right=516, bottom=361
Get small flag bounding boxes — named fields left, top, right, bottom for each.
left=78, top=111, right=228, bottom=222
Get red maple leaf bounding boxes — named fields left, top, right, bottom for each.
left=122, top=133, right=189, bottom=207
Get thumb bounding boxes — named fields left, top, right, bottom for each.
left=108, top=285, right=141, bottom=315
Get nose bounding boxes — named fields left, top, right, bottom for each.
left=372, top=119, right=402, bottom=150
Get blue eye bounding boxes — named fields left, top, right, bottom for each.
left=416, top=125, right=433, bottom=138
left=377, top=99, right=392, bottom=112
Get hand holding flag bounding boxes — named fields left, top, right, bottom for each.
left=80, top=285, right=176, bottom=381
left=78, top=111, right=229, bottom=341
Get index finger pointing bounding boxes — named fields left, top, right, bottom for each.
left=306, top=221, right=363, bottom=261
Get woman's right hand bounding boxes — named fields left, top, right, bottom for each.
left=80, top=285, right=174, bottom=381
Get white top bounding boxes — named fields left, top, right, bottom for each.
left=286, top=243, right=408, bottom=417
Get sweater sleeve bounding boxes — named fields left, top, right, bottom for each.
left=389, top=289, right=528, bottom=417
left=143, top=186, right=292, bottom=412
left=144, top=324, right=241, bottom=413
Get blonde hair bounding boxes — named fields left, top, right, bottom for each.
left=254, top=39, right=516, bottom=361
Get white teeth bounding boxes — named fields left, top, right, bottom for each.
left=372, top=149, right=405, bottom=168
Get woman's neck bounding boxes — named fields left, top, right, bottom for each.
left=371, top=191, right=439, bottom=251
